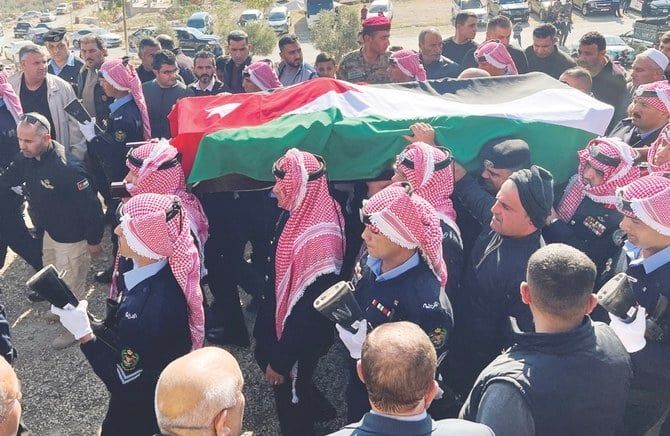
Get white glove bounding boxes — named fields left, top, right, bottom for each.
left=336, top=319, right=368, bottom=359
left=609, top=306, right=647, bottom=353
left=78, top=118, right=97, bottom=141
left=50, top=300, right=93, bottom=340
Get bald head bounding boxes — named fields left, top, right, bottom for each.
left=0, top=359, right=21, bottom=436
left=155, top=347, right=244, bottom=436
left=458, top=68, right=492, bottom=79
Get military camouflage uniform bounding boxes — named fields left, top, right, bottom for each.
left=336, top=49, right=391, bottom=84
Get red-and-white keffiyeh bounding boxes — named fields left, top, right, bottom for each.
left=616, top=174, right=670, bottom=236
left=0, top=72, right=22, bottom=122
left=273, top=148, right=345, bottom=340
left=363, top=182, right=448, bottom=287
left=118, top=193, right=205, bottom=348
left=391, top=49, right=427, bottom=81
left=395, top=142, right=459, bottom=235
left=633, top=80, right=670, bottom=115
left=100, top=58, right=151, bottom=140
left=647, top=124, right=670, bottom=173
left=557, top=137, right=640, bottom=221
left=126, top=139, right=209, bottom=248
left=474, top=39, right=518, bottom=75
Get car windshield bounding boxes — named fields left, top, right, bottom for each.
left=461, top=0, right=484, bottom=8
left=499, top=0, right=522, bottom=4
left=605, top=35, right=625, bottom=45
left=269, top=12, right=286, bottom=20
left=369, top=5, right=388, bottom=12
left=241, top=13, right=259, bottom=20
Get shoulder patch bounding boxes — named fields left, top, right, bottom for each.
left=429, top=327, right=447, bottom=349
left=76, top=178, right=89, bottom=191
left=120, top=348, right=140, bottom=371
left=114, top=130, right=127, bottom=142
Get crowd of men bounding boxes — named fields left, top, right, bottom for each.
left=1, top=9, right=670, bottom=436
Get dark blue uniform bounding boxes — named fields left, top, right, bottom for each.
left=347, top=257, right=454, bottom=422
left=81, top=262, right=191, bottom=436
left=0, top=140, right=104, bottom=247
left=48, top=56, right=84, bottom=94
left=0, top=104, right=42, bottom=271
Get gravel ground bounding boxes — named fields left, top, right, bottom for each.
left=0, top=228, right=350, bottom=435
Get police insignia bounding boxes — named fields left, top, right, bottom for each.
left=612, top=229, right=626, bottom=246
left=76, top=178, right=89, bottom=191
left=429, top=327, right=447, bottom=349
left=40, top=179, right=54, bottom=190
left=120, top=348, right=140, bottom=371
left=114, top=130, right=127, bottom=142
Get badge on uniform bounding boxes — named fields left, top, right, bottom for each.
left=429, top=327, right=447, bottom=349
left=121, top=348, right=140, bottom=371
left=76, top=178, right=89, bottom=191
left=347, top=69, right=365, bottom=80
left=40, top=179, right=55, bottom=190
left=583, top=216, right=606, bottom=237
left=114, top=130, right=127, bottom=142
left=612, top=229, right=626, bottom=246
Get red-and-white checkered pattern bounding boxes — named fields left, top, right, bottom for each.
left=0, top=72, right=22, bottom=122
left=474, top=40, right=518, bottom=75
left=391, top=49, right=427, bottom=81
left=617, top=174, right=670, bottom=235
left=100, top=58, right=151, bottom=139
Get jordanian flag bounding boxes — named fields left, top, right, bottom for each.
left=169, top=74, right=613, bottom=187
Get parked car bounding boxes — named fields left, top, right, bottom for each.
left=4, top=40, right=33, bottom=63
left=28, top=27, right=50, bottom=45
left=368, top=0, right=394, bottom=20
left=55, top=3, right=72, bottom=15
left=571, top=34, right=635, bottom=63
left=13, top=22, right=31, bottom=39
left=451, top=0, right=488, bottom=25
left=238, top=9, right=264, bottom=26
left=172, top=26, right=223, bottom=56
left=72, top=28, right=122, bottom=48
left=40, top=11, right=56, bottom=22
left=642, top=0, right=670, bottom=16
left=186, top=11, right=214, bottom=34
left=528, top=0, right=553, bottom=21
left=573, top=0, right=613, bottom=15
left=267, top=6, right=291, bottom=34
left=19, top=11, right=41, bottom=20
left=487, top=0, right=530, bottom=22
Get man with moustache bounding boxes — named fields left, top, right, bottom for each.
left=44, top=28, right=83, bottom=93
left=419, top=28, right=462, bottom=79
left=277, top=35, right=317, bottom=86
left=610, top=80, right=670, bottom=155
left=76, top=35, right=110, bottom=127
left=188, top=50, right=225, bottom=96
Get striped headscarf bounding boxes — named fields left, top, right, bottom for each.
left=0, top=71, right=22, bottom=122
left=616, top=173, right=670, bottom=236
left=100, top=58, right=151, bottom=139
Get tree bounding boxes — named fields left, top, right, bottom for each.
left=311, top=7, right=360, bottom=62
left=243, top=22, right=277, bottom=56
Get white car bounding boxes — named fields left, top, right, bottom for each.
left=368, top=0, right=394, bottom=20
left=56, top=3, right=72, bottom=15
left=72, top=28, right=122, bottom=48
left=238, top=9, right=264, bottom=26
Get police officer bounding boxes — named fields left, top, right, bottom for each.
left=545, top=138, right=639, bottom=292
left=0, top=72, right=42, bottom=274
left=0, top=112, right=104, bottom=349
left=51, top=193, right=203, bottom=436
left=338, top=182, right=453, bottom=423
left=44, top=28, right=84, bottom=94
left=337, top=16, right=392, bottom=84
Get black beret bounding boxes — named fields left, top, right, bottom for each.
left=509, top=165, right=554, bottom=230
left=44, top=28, right=67, bottom=43
left=479, top=138, right=531, bottom=170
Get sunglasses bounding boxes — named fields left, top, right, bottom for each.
left=19, top=114, right=49, bottom=131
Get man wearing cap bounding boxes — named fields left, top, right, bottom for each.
left=545, top=138, right=639, bottom=292
left=608, top=174, right=670, bottom=435
left=44, top=28, right=83, bottom=94
left=525, top=23, right=576, bottom=79
left=142, top=50, right=193, bottom=140
left=460, top=16, right=529, bottom=74
left=460, top=244, right=632, bottom=435
left=418, top=28, right=462, bottom=80
left=337, top=16, right=392, bottom=84
left=0, top=112, right=104, bottom=349
left=474, top=40, right=518, bottom=76
left=577, top=31, right=627, bottom=129
left=220, top=30, right=253, bottom=94
left=254, top=149, right=344, bottom=435
left=626, top=49, right=668, bottom=102
left=9, top=44, right=87, bottom=161
left=338, top=182, right=453, bottom=423
left=446, top=164, right=554, bottom=398
left=454, top=138, right=532, bottom=260
left=387, top=49, right=427, bottom=82
left=610, top=80, right=670, bottom=153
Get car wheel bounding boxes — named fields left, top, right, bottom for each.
left=581, top=3, right=589, bottom=15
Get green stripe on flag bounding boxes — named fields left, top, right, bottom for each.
left=188, top=108, right=595, bottom=185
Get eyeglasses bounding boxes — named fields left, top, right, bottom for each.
left=588, top=143, right=621, bottom=167
left=19, top=114, right=49, bottom=131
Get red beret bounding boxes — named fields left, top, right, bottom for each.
left=362, top=16, right=391, bottom=31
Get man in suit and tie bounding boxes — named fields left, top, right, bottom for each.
left=610, top=80, right=670, bottom=160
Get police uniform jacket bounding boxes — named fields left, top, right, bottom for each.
left=0, top=140, right=104, bottom=245
left=8, top=73, right=87, bottom=161
left=609, top=118, right=663, bottom=149
left=543, top=197, right=624, bottom=287
left=88, top=95, right=144, bottom=184
left=48, top=55, right=84, bottom=94
left=81, top=261, right=191, bottom=436
left=77, top=67, right=111, bottom=127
